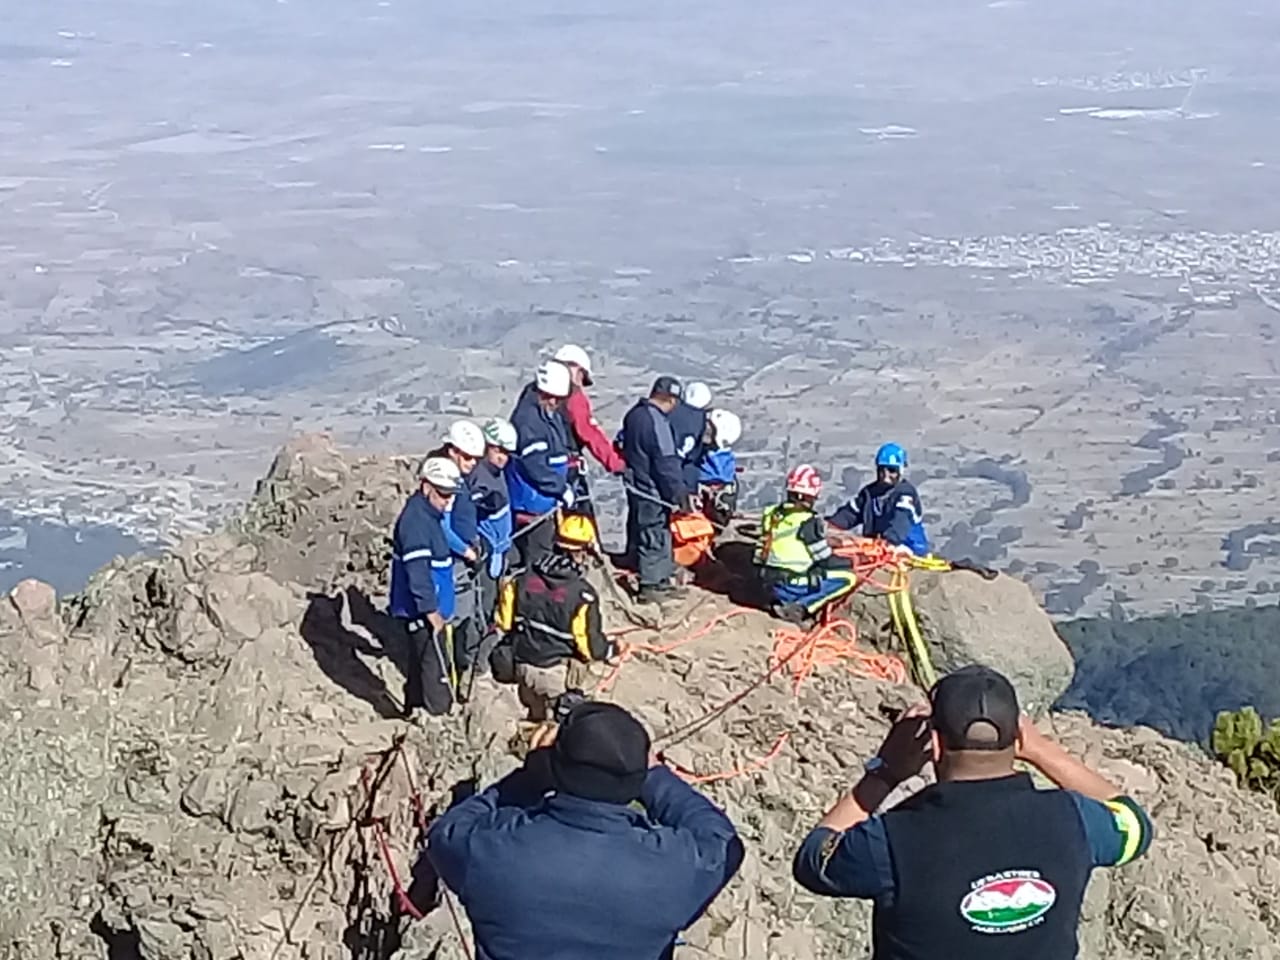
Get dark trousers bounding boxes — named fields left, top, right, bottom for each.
left=514, top=512, right=557, bottom=571
left=403, top=620, right=454, bottom=716
left=452, top=574, right=481, bottom=674
left=626, top=493, right=674, bottom=588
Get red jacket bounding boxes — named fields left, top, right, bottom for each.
left=564, top=386, right=625, bottom=474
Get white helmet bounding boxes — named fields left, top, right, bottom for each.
left=535, top=360, right=572, bottom=398
left=552, top=344, right=594, bottom=385
left=482, top=417, right=519, bottom=452
left=684, top=381, right=713, bottom=410
left=419, top=456, right=461, bottom=493
left=708, top=409, right=741, bottom=449
left=445, top=419, right=486, bottom=458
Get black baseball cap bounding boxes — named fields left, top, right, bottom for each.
left=550, top=702, right=651, bottom=804
left=651, top=376, right=682, bottom=399
left=930, top=665, right=1020, bottom=751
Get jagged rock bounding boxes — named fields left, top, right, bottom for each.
left=851, top=568, right=1075, bottom=709
left=1, top=438, right=1278, bottom=960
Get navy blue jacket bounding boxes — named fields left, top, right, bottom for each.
left=471, top=459, right=513, bottom=577
left=828, top=478, right=929, bottom=556
left=427, top=761, right=743, bottom=960
left=507, top=384, right=572, bottom=515
left=388, top=491, right=455, bottom=620
left=622, top=399, right=686, bottom=506
left=668, top=402, right=709, bottom=491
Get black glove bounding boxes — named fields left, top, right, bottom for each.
left=552, top=689, right=590, bottom=725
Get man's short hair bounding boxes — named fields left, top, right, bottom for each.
left=930, top=665, right=1020, bottom=751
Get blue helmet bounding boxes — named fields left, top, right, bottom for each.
left=875, top=442, right=908, bottom=470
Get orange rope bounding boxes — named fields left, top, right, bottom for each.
left=595, top=610, right=747, bottom=694
left=770, top=618, right=909, bottom=693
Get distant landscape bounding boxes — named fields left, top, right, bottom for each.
left=3, top=0, right=1280, bottom=733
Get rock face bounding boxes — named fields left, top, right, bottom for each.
left=1, top=434, right=1277, bottom=960
left=849, top=567, right=1076, bottom=710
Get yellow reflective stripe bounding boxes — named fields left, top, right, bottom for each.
left=571, top=603, right=591, bottom=660
left=442, top=624, right=458, bottom=693
left=1105, top=799, right=1145, bottom=865
left=495, top=579, right=515, bottom=632
left=802, top=569, right=857, bottom=613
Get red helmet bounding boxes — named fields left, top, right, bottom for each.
left=785, top=463, right=822, bottom=498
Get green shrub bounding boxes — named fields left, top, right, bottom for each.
left=1211, top=706, right=1280, bottom=807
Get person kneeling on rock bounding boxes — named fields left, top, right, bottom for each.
left=754, top=464, right=857, bottom=624
left=426, top=701, right=744, bottom=960
left=492, top=513, right=614, bottom=721
left=792, top=665, right=1154, bottom=960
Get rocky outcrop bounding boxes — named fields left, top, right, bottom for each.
left=848, top=567, right=1076, bottom=710
left=0, top=435, right=1277, bottom=960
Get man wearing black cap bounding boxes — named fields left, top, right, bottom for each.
left=620, top=376, right=691, bottom=603
left=426, top=702, right=743, bottom=960
left=793, top=665, right=1154, bottom=960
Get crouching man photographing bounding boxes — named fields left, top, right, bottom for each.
left=793, top=666, right=1154, bottom=960
left=426, top=701, right=744, bottom=960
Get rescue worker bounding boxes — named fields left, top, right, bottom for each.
left=495, top=514, right=614, bottom=721
left=426, top=701, right=744, bottom=960
left=507, top=360, right=574, bottom=570
left=754, top=464, right=857, bottom=623
left=827, top=442, right=929, bottom=556
left=697, top=408, right=742, bottom=527
left=553, top=343, right=625, bottom=517
left=669, top=380, right=713, bottom=492
left=427, top=420, right=488, bottom=700
left=793, top=665, right=1154, bottom=960
left=388, top=456, right=461, bottom=717
left=472, top=417, right=518, bottom=630
left=621, top=376, right=690, bottom=603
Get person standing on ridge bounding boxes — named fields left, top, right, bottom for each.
left=427, top=420, right=488, bottom=700
left=621, top=376, right=690, bottom=603
left=470, top=416, right=518, bottom=635
left=827, top=442, right=929, bottom=557
left=493, top=513, right=614, bottom=721
left=668, top=380, right=713, bottom=493
left=508, top=360, right=574, bottom=570
left=553, top=344, right=625, bottom=518
left=754, top=464, right=857, bottom=623
left=389, top=456, right=462, bottom=717
left=793, top=665, right=1154, bottom=960
left=426, top=701, right=744, bottom=960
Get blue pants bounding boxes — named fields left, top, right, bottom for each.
left=771, top=569, right=857, bottom=615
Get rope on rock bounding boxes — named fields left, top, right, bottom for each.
left=770, top=618, right=909, bottom=692
left=358, top=739, right=475, bottom=960
left=826, top=534, right=941, bottom=687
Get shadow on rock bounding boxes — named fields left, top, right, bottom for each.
left=697, top=540, right=767, bottom=609
left=299, top=590, right=404, bottom=720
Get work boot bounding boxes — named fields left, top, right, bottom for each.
left=772, top=602, right=810, bottom=625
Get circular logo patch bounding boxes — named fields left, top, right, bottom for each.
left=960, top=875, right=1057, bottom=934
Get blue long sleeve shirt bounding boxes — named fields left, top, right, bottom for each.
left=507, top=384, right=572, bottom=514
left=828, top=479, right=929, bottom=556
left=621, top=399, right=686, bottom=506
left=388, top=491, right=455, bottom=620
left=427, top=764, right=743, bottom=960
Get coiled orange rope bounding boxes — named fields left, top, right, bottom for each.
left=770, top=618, right=909, bottom=693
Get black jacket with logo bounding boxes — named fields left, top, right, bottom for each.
left=497, top=553, right=612, bottom=668
left=794, top=773, right=1154, bottom=960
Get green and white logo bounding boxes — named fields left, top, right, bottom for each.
left=960, top=872, right=1057, bottom=934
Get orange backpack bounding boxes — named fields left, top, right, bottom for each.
left=670, top=512, right=716, bottom=567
